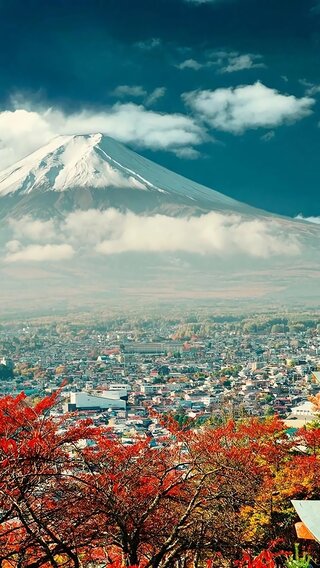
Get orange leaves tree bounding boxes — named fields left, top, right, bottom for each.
left=1, top=393, right=320, bottom=568
left=0, top=392, right=102, bottom=568
left=79, top=435, right=203, bottom=567
left=238, top=417, right=320, bottom=557
left=79, top=417, right=283, bottom=567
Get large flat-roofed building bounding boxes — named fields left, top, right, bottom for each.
left=109, top=383, right=132, bottom=392
left=67, top=390, right=127, bottom=411
left=121, top=342, right=184, bottom=355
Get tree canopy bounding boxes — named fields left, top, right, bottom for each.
left=0, top=393, right=320, bottom=568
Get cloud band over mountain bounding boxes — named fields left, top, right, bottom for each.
left=3, top=210, right=301, bottom=263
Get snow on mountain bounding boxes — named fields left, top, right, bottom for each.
left=0, top=134, right=319, bottom=309
left=0, top=134, right=153, bottom=195
left=0, top=133, right=255, bottom=218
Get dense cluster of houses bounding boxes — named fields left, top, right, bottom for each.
left=0, top=315, right=320, bottom=441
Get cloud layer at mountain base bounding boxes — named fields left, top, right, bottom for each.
left=5, top=243, right=74, bottom=263
left=3, top=209, right=301, bottom=263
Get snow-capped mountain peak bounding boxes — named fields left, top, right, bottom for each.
left=0, top=133, right=260, bottom=219
left=0, top=134, right=156, bottom=196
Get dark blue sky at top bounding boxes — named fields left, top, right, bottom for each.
left=0, top=0, right=320, bottom=216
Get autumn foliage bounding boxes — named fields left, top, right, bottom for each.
left=0, top=393, right=320, bottom=568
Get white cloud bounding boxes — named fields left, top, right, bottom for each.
left=176, top=51, right=263, bottom=74
left=177, top=59, right=204, bottom=71
left=94, top=211, right=300, bottom=258
left=111, top=85, right=166, bottom=107
left=111, top=85, right=147, bottom=98
left=307, top=85, right=320, bottom=96
left=4, top=210, right=301, bottom=262
left=0, top=109, right=56, bottom=169
left=62, top=210, right=119, bottom=246
left=296, top=215, right=320, bottom=225
left=260, top=131, right=275, bottom=142
left=299, top=79, right=320, bottom=96
left=183, top=82, right=315, bottom=133
left=0, top=103, right=206, bottom=169
left=219, top=54, right=265, bottom=73
left=9, top=217, right=56, bottom=241
left=83, top=103, right=204, bottom=150
left=135, top=38, right=161, bottom=50
left=5, top=240, right=21, bottom=253
left=173, top=147, right=201, bottom=159
left=5, top=243, right=74, bottom=263
left=145, top=87, right=167, bottom=106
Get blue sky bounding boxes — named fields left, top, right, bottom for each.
left=0, top=0, right=319, bottom=216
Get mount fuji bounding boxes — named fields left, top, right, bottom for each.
left=0, top=134, right=319, bottom=312
left=0, top=133, right=265, bottom=219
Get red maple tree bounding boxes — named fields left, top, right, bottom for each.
left=0, top=393, right=318, bottom=568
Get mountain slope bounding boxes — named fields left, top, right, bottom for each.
left=0, top=133, right=260, bottom=219
left=0, top=134, right=319, bottom=310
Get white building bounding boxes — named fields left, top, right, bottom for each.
left=290, top=401, right=315, bottom=417
left=285, top=400, right=317, bottom=428
left=141, top=384, right=158, bottom=395
left=109, top=383, right=131, bottom=392
left=67, top=390, right=126, bottom=411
